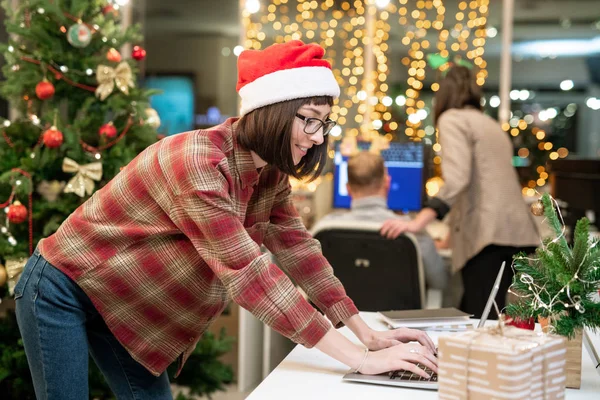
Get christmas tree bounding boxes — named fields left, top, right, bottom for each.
left=507, top=193, right=600, bottom=338
left=0, top=1, right=232, bottom=398
left=0, top=0, right=157, bottom=269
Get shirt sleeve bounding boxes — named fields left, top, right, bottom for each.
left=262, top=173, right=359, bottom=328
left=430, top=111, right=473, bottom=215
left=168, top=161, right=331, bottom=348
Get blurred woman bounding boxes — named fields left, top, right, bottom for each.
left=380, top=66, right=539, bottom=318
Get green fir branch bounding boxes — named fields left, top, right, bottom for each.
left=510, top=192, right=600, bottom=338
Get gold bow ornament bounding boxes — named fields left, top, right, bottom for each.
left=62, top=157, right=103, bottom=197
left=5, top=257, right=27, bottom=296
left=95, top=62, right=135, bottom=101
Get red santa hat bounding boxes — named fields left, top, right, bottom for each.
left=236, top=40, right=340, bottom=116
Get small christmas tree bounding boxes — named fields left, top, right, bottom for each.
left=507, top=193, right=600, bottom=338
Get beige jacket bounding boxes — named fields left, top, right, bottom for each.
left=435, top=108, right=539, bottom=273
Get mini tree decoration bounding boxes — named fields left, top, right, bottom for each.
left=507, top=193, right=600, bottom=339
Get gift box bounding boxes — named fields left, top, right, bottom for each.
left=438, top=326, right=567, bottom=400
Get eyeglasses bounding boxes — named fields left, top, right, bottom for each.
left=295, top=113, right=337, bottom=137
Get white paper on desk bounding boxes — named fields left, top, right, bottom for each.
left=380, top=317, right=474, bottom=329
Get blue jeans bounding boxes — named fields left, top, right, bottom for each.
left=14, top=249, right=173, bottom=400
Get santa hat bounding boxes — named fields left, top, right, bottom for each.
left=236, top=40, right=340, bottom=116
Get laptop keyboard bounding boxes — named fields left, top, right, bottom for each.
left=388, top=363, right=438, bottom=382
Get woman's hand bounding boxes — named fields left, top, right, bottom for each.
left=361, top=328, right=436, bottom=354
left=379, top=219, right=421, bottom=239
left=434, top=232, right=451, bottom=250
left=358, top=342, right=438, bottom=378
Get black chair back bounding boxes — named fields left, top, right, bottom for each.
left=313, top=225, right=424, bottom=312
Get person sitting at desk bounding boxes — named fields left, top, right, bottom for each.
left=316, top=151, right=449, bottom=291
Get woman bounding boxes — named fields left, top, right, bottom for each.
left=381, top=66, right=539, bottom=318
left=15, top=41, right=437, bottom=400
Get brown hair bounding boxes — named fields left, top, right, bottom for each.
left=433, top=66, right=482, bottom=125
left=237, top=96, right=333, bottom=181
left=347, top=152, right=385, bottom=194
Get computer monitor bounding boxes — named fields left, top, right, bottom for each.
left=143, top=72, right=196, bottom=136
left=332, top=142, right=427, bottom=212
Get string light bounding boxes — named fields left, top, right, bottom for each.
left=452, top=0, right=489, bottom=86
left=398, top=0, right=448, bottom=142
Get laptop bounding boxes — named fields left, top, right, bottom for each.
left=342, top=261, right=506, bottom=390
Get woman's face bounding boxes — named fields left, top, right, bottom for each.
left=291, top=103, right=331, bottom=165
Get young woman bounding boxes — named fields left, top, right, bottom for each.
left=15, top=41, right=437, bottom=400
left=380, top=66, right=539, bottom=318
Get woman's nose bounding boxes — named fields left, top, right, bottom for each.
left=310, top=129, right=324, bottom=145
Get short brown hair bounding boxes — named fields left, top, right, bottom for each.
left=433, top=66, right=482, bottom=125
left=236, top=96, right=333, bottom=181
left=347, top=152, right=385, bottom=193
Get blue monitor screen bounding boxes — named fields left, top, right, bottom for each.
left=333, top=142, right=425, bottom=212
left=144, top=75, right=195, bottom=136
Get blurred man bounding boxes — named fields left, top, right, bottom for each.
left=318, top=151, right=448, bottom=291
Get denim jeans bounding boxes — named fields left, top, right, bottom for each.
left=14, top=249, right=173, bottom=400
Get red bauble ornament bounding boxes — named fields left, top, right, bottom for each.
left=107, top=48, right=121, bottom=63
left=102, top=4, right=118, bottom=16
left=132, top=45, right=146, bottom=61
left=505, top=316, right=535, bottom=330
left=99, top=122, right=117, bottom=138
left=7, top=200, right=27, bottom=224
left=43, top=126, right=63, bottom=148
left=35, top=79, right=55, bottom=100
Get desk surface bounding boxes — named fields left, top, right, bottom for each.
left=247, top=312, right=600, bottom=400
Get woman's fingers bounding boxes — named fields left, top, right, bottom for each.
left=380, top=220, right=407, bottom=239
left=414, top=331, right=437, bottom=354
left=402, top=353, right=438, bottom=373
left=392, top=360, right=431, bottom=379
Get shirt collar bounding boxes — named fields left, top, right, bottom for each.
left=351, top=195, right=388, bottom=211
left=230, top=118, right=261, bottom=189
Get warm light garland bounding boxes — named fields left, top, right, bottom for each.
left=457, top=0, right=489, bottom=86
left=240, top=0, right=489, bottom=158
left=399, top=0, right=444, bottom=141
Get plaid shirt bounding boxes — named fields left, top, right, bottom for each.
left=39, top=118, right=358, bottom=376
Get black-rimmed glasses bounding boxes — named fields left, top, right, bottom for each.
left=295, top=113, right=337, bottom=137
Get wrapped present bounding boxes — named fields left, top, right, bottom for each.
left=438, top=325, right=567, bottom=400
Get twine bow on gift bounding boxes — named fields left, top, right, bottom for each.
left=62, top=157, right=103, bottom=197
left=95, top=62, right=134, bottom=100
left=6, top=257, right=27, bottom=296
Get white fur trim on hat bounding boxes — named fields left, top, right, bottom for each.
left=239, top=66, right=340, bottom=116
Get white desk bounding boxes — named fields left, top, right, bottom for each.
left=247, top=312, right=600, bottom=400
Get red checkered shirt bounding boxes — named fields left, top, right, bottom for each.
left=39, top=118, right=358, bottom=376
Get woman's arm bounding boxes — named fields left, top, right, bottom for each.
left=263, top=173, right=359, bottom=329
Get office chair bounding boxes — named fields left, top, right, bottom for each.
left=311, top=220, right=425, bottom=312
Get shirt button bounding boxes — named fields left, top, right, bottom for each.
left=189, top=337, right=194, bottom=342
